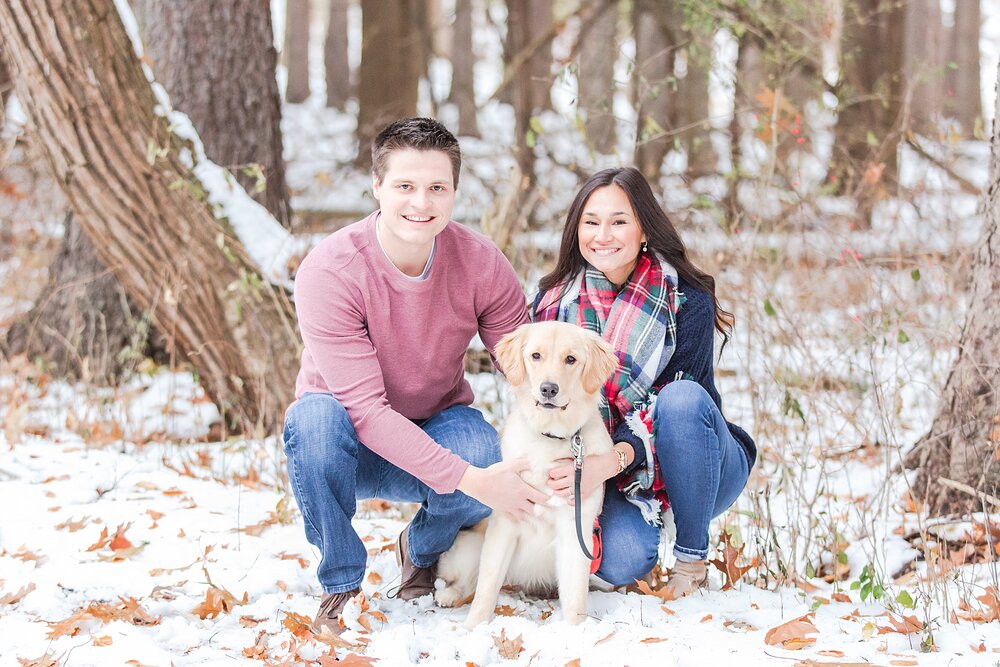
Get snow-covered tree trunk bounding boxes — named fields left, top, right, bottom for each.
left=135, top=0, right=291, bottom=227
left=909, top=62, right=1000, bottom=516
left=0, top=0, right=299, bottom=433
left=283, top=0, right=311, bottom=104
left=325, top=0, right=352, bottom=110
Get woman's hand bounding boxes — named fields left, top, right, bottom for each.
left=546, top=451, right=618, bottom=505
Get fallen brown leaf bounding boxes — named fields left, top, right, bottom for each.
left=16, top=651, right=58, bottom=667
left=640, top=637, right=667, bottom=643
left=0, top=583, right=35, bottom=605
left=192, top=586, right=246, bottom=620
left=877, top=614, right=922, bottom=635
left=764, top=612, right=818, bottom=650
left=493, top=629, right=524, bottom=660
left=92, top=635, right=113, bottom=646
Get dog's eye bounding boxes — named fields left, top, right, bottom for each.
left=565, top=355, right=576, bottom=365
left=531, top=352, right=541, bottom=361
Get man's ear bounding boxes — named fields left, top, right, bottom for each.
left=372, top=174, right=382, bottom=201
left=495, top=326, right=529, bottom=387
left=583, top=333, right=619, bottom=393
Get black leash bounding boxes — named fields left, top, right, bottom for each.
left=541, top=428, right=597, bottom=561
left=570, top=431, right=597, bottom=561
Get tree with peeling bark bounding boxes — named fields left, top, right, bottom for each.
left=0, top=0, right=299, bottom=432
left=907, top=62, right=1000, bottom=516
left=5, top=0, right=293, bottom=387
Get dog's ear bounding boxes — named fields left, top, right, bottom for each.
left=583, top=333, right=619, bottom=393
left=495, top=326, right=528, bottom=386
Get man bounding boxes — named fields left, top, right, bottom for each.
left=284, top=118, right=547, bottom=634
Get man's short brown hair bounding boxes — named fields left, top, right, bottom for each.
left=372, top=118, right=462, bottom=189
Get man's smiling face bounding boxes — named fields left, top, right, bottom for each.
left=372, top=148, right=456, bottom=272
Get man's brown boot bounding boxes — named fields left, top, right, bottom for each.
left=389, top=526, right=436, bottom=600
left=312, top=588, right=361, bottom=635
left=663, top=559, right=708, bottom=599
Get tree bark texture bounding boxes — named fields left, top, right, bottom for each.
left=909, top=62, right=1000, bottom=516
left=449, top=0, right=480, bottom=137
left=577, top=0, right=617, bottom=154
left=945, top=0, right=982, bottom=136
left=0, top=0, right=300, bottom=433
left=903, top=0, right=944, bottom=135
left=357, top=0, right=421, bottom=168
left=135, top=0, right=291, bottom=227
left=4, top=213, right=154, bottom=383
left=283, top=0, right=312, bottom=104
left=527, top=0, right=554, bottom=113
left=831, top=0, right=905, bottom=225
left=325, top=0, right=352, bottom=109
left=506, top=0, right=539, bottom=181
left=632, top=0, right=674, bottom=180
left=668, top=0, right=712, bottom=176
left=0, top=54, right=10, bottom=131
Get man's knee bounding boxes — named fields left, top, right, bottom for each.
left=434, top=407, right=501, bottom=469
left=284, top=393, right=359, bottom=467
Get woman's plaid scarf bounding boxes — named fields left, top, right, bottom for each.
left=533, top=251, right=680, bottom=524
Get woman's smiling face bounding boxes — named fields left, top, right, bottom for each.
left=576, top=185, right=647, bottom=285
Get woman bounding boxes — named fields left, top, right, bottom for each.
left=532, top=167, right=756, bottom=598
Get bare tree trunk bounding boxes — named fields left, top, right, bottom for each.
left=0, top=0, right=299, bottom=432
left=506, top=0, right=538, bottom=182
left=4, top=213, right=154, bottom=383
left=449, top=0, right=480, bottom=137
left=945, top=0, right=982, bottom=136
left=135, top=0, right=291, bottom=227
left=0, top=54, right=10, bottom=133
left=671, top=2, right=713, bottom=178
left=356, top=0, right=421, bottom=168
left=577, top=0, right=617, bottom=154
left=632, top=0, right=674, bottom=181
left=908, top=62, right=1000, bottom=516
left=284, top=0, right=311, bottom=103
left=831, top=0, right=905, bottom=226
left=325, top=0, right=352, bottom=109
left=904, top=0, right=944, bottom=135
left=528, top=0, right=554, bottom=112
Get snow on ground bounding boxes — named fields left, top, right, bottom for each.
left=1, top=361, right=999, bottom=666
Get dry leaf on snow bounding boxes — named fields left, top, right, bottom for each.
left=16, top=651, right=59, bottom=667
left=877, top=614, right=922, bottom=635
left=764, top=612, right=819, bottom=650
left=709, top=530, right=758, bottom=590
left=493, top=629, right=525, bottom=660
left=1, top=583, right=35, bottom=605
left=192, top=585, right=247, bottom=620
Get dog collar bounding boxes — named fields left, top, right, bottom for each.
left=540, top=431, right=566, bottom=440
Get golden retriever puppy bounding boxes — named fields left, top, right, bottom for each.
left=435, top=321, right=619, bottom=627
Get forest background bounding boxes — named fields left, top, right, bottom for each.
left=1, top=0, right=1000, bottom=665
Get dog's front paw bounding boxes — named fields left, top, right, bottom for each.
left=434, top=584, right=465, bottom=608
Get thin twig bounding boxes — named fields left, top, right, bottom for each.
left=937, top=477, right=1000, bottom=509
left=905, top=137, right=982, bottom=195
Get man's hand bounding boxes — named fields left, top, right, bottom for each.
left=457, top=459, right=549, bottom=521
left=547, top=451, right=617, bottom=506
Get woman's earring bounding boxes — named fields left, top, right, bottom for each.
left=641, top=241, right=648, bottom=252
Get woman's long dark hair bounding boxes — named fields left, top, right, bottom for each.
left=538, top=167, right=734, bottom=344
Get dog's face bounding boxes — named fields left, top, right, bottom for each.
left=494, top=321, right=619, bottom=411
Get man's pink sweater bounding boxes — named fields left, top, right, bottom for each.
left=292, top=212, right=528, bottom=493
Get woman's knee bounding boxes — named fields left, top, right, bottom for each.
left=597, top=538, right=659, bottom=586
left=655, top=380, right=712, bottom=423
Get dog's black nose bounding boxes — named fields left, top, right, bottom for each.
left=539, top=382, right=559, bottom=399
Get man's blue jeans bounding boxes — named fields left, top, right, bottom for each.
left=283, top=393, right=500, bottom=594
left=594, top=380, right=751, bottom=585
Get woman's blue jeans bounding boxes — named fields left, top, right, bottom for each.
left=282, top=393, right=500, bottom=594
left=594, top=380, right=750, bottom=586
